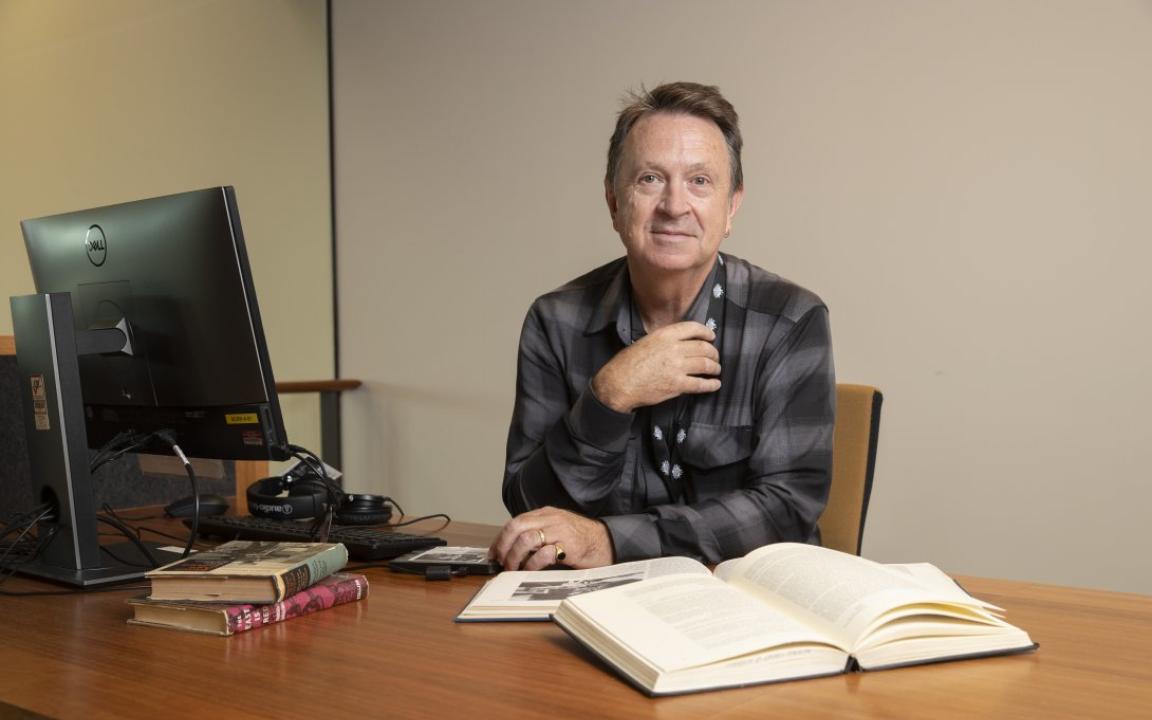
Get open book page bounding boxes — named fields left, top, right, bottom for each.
left=717, top=558, right=1001, bottom=613
left=458, top=556, right=707, bottom=619
left=723, top=544, right=1008, bottom=650
left=559, top=574, right=847, bottom=674
left=884, top=563, right=1003, bottom=613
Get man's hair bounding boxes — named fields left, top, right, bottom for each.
left=605, top=81, right=743, bottom=194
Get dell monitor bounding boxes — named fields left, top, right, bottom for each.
left=9, top=186, right=290, bottom=585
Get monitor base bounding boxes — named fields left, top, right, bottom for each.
left=6, top=541, right=188, bottom=587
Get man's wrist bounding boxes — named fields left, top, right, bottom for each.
left=591, top=370, right=632, bottom=413
left=567, top=381, right=633, bottom=452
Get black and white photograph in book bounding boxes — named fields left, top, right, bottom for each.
left=510, top=572, right=645, bottom=602
left=404, top=547, right=491, bottom=564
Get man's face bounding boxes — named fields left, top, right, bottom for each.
left=606, top=112, right=743, bottom=276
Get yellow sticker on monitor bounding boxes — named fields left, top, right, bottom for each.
left=225, top=413, right=259, bottom=425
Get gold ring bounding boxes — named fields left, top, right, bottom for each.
left=554, top=543, right=567, bottom=563
left=537, top=529, right=546, bottom=547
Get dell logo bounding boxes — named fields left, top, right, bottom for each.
left=85, top=225, right=107, bottom=266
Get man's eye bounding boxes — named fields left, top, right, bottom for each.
left=640, top=174, right=659, bottom=184
left=691, top=176, right=710, bottom=186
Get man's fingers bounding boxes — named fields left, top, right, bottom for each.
left=521, top=545, right=562, bottom=572
left=660, top=321, right=716, bottom=342
left=683, top=356, right=721, bottom=376
left=683, top=339, right=720, bottom=361
left=680, top=376, right=722, bottom=395
left=491, top=517, right=547, bottom=569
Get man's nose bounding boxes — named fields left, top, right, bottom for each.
left=658, top=181, right=690, bottom=216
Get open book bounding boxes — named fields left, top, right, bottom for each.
left=456, top=556, right=706, bottom=621
left=551, top=543, right=1036, bottom=696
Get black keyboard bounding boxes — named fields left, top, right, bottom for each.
left=188, top=516, right=447, bottom=561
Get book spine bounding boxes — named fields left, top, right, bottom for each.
left=225, top=573, right=369, bottom=635
left=277, top=543, right=350, bottom=599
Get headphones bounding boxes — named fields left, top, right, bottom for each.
left=247, top=477, right=394, bottom=525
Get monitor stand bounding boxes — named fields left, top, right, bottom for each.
left=7, top=292, right=177, bottom=587
left=14, top=542, right=186, bottom=587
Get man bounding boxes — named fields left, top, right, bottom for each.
left=491, top=82, right=834, bottom=571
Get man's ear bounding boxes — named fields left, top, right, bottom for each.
left=724, top=185, right=745, bottom=237
left=605, top=179, right=621, bottom=232
left=729, top=186, right=745, bottom=220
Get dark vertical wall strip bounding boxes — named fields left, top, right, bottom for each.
left=327, top=0, right=341, bottom=379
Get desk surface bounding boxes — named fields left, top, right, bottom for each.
left=0, top=519, right=1149, bottom=720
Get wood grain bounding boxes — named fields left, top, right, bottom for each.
left=0, top=522, right=1148, bottom=719
left=231, top=460, right=269, bottom=516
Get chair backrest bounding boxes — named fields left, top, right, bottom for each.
left=818, top=384, right=883, bottom=555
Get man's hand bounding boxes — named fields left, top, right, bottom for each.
left=489, top=507, right=614, bottom=571
left=591, top=321, right=721, bottom=413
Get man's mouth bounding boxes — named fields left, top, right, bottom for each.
left=650, top=228, right=694, bottom=238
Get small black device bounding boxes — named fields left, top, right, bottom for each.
left=189, top=515, right=446, bottom=561
left=389, top=547, right=502, bottom=576
left=164, top=493, right=230, bottom=518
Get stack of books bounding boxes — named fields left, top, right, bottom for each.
left=127, top=540, right=369, bottom=636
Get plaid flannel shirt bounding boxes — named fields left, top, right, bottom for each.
left=502, top=253, right=835, bottom=563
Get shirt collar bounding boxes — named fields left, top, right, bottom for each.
left=583, top=254, right=729, bottom=342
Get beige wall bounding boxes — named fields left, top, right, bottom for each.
left=334, top=0, right=1152, bottom=594
left=0, top=0, right=333, bottom=456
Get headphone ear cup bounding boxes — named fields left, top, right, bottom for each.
left=334, top=494, right=393, bottom=525
left=246, top=476, right=328, bottom=519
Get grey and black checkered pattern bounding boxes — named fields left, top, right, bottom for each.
left=503, top=253, right=835, bottom=563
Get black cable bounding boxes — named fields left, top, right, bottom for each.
left=99, top=503, right=213, bottom=552
left=88, top=429, right=138, bottom=472
left=173, top=443, right=199, bottom=558
left=151, top=431, right=199, bottom=559
left=99, top=543, right=156, bottom=569
left=0, top=507, right=52, bottom=569
left=288, top=444, right=341, bottom=503
left=90, top=430, right=155, bottom=473
left=287, top=443, right=341, bottom=542
left=96, top=516, right=160, bottom=568
left=0, top=503, right=53, bottom=542
left=0, top=513, right=57, bottom=591
left=387, top=513, right=452, bottom=529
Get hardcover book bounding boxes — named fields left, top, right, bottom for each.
left=551, top=543, right=1037, bottom=696
left=146, top=540, right=348, bottom=604
left=128, top=572, right=369, bottom=636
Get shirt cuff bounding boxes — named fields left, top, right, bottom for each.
left=601, top=514, right=660, bottom=563
left=566, top=381, right=633, bottom=453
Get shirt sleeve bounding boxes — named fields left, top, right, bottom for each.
left=502, top=304, right=634, bottom=516
left=601, top=306, right=836, bottom=564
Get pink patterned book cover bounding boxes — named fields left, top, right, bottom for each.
left=128, top=572, right=369, bottom=635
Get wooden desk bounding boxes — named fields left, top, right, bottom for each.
left=0, top=521, right=1149, bottom=720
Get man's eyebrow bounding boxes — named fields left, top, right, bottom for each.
left=633, top=161, right=718, bottom=174
left=686, top=161, right=719, bottom=173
